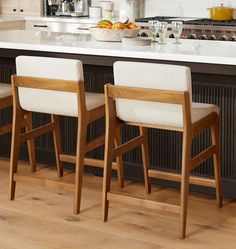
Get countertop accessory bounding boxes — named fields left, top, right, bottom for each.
left=100, top=1, right=113, bottom=18
left=89, top=6, right=102, bottom=18
left=171, top=21, right=183, bottom=44
left=208, top=4, right=236, bottom=21
left=156, top=22, right=168, bottom=44
left=148, top=20, right=159, bottom=42
left=121, top=37, right=152, bottom=46
left=90, top=27, right=140, bottom=42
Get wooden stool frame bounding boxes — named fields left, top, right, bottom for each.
left=0, top=88, right=36, bottom=172
left=9, top=75, right=124, bottom=214
left=0, top=94, right=13, bottom=136
left=102, top=84, right=222, bottom=239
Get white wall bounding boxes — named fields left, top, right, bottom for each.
left=91, top=0, right=236, bottom=18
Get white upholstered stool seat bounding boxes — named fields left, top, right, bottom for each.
left=0, top=83, right=12, bottom=99
left=116, top=100, right=219, bottom=128
left=192, top=102, right=219, bottom=124
left=19, top=91, right=104, bottom=117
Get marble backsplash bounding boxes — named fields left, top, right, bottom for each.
left=91, top=0, right=236, bottom=18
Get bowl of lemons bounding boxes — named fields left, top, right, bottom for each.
left=90, top=20, right=140, bottom=42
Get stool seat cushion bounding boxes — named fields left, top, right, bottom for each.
left=116, top=100, right=218, bottom=128
left=0, top=83, right=12, bottom=99
left=19, top=91, right=104, bottom=117
left=192, top=102, right=219, bottom=124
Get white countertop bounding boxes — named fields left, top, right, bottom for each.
left=0, top=14, right=115, bottom=24
left=0, top=30, right=235, bottom=66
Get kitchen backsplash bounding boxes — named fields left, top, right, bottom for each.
left=91, top=0, right=236, bottom=18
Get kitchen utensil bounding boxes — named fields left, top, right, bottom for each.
left=207, top=4, right=236, bottom=21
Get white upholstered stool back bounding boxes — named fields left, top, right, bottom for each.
left=114, top=61, right=192, bottom=128
left=16, top=56, right=84, bottom=117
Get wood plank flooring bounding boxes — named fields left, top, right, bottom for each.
left=0, top=157, right=236, bottom=249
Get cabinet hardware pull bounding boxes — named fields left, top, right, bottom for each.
left=20, top=9, right=24, bottom=12
left=77, top=27, right=89, bottom=30
left=13, top=9, right=17, bottom=12
left=33, top=25, right=48, bottom=28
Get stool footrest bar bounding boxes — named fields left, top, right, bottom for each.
left=107, top=192, right=180, bottom=214
left=0, top=123, right=12, bottom=136
left=148, top=170, right=216, bottom=188
left=59, top=154, right=117, bottom=169
left=13, top=173, right=75, bottom=191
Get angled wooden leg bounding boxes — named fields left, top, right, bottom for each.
left=74, top=119, right=87, bottom=214
left=114, top=127, right=124, bottom=188
left=9, top=111, right=23, bottom=200
left=24, top=113, right=36, bottom=173
left=51, top=115, right=63, bottom=177
left=102, top=122, right=115, bottom=222
left=139, top=127, right=151, bottom=194
left=211, top=117, right=222, bottom=208
left=179, top=131, right=191, bottom=239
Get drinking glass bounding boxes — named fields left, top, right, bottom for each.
left=156, top=22, right=168, bottom=44
left=148, top=20, right=159, bottom=42
left=171, top=21, right=183, bottom=44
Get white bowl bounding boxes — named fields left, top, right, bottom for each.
left=90, top=27, right=140, bottom=42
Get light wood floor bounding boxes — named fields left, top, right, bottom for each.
left=0, top=158, right=236, bottom=249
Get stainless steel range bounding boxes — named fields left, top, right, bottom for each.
left=135, top=16, right=236, bottom=41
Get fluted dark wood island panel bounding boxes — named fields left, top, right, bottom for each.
left=0, top=30, right=235, bottom=198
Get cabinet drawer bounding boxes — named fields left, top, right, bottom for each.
left=25, top=21, right=61, bottom=32
left=25, top=21, right=93, bottom=33
left=58, top=23, right=92, bottom=33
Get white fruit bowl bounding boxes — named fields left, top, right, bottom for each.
left=89, top=27, right=140, bottom=42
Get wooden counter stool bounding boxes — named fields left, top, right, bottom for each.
left=0, top=84, right=13, bottom=136
left=9, top=56, right=123, bottom=214
left=0, top=83, right=36, bottom=171
left=103, top=61, right=222, bottom=239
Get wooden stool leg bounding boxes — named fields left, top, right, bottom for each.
left=25, top=113, right=36, bottom=173
left=139, top=127, right=151, bottom=194
left=9, top=112, right=23, bottom=200
left=74, top=119, right=87, bottom=214
left=102, top=124, right=116, bottom=222
left=179, top=131, right=191, bottom=239
left=51, top=115, right=63, bottom=177
left=114, top=127, right=124, bottom=188
left=211, top=118, right=222, bottom=208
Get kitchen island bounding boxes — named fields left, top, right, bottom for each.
left=0, top=30, right=235, bottom=198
